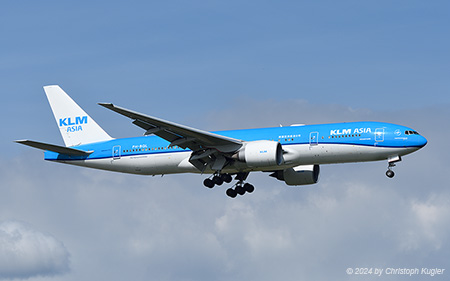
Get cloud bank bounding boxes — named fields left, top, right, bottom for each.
left=0, top=221, right=70, bottom=280
left=2, top=100, right=448, bottom=281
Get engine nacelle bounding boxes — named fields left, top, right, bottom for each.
left=270, top=165, right=320, bottom=186
left=236, top=141, right=283, bottom=167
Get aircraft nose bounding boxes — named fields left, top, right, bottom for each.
left=418, top=135, right=428, bottom=148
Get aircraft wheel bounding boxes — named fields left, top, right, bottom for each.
left=221, top=174, right=232, bottom=183
left=235, top=186, right=246, bottom=195
left=226, top=188, right=237, bottom=198
left=386, top=170, right=395, bottom=178
left=244, top=183, right=254, bottom=193
left=213, top=175, right=224, bottom=186
left=203, top=178, right=215, bottom=188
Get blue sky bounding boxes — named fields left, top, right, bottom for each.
left=1, top=1, right=450, bottom=280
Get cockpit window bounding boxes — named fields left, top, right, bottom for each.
left=405, top=130, right=420, bottom=135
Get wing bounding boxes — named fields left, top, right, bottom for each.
left=98, top=103, right=243, bottom=172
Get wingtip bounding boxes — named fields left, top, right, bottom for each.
left=14, top=139, right=28, bottom=144
left=98, top=102, right=114, bottom=108
left=43, top=85, right=60, bottom=90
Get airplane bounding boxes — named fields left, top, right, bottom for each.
left=16, top=85, right=428, bottom=198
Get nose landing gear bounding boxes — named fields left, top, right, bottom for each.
left=386, top=155, right=402, bottom=178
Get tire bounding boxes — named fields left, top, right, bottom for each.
left=226, top=188, right=237, bottom=198
left=235, top=186, right=245, bottom=195
left=221, top=174, right=232, bottom=183
left=244, top=183, right=254, bottom=193
left=386, top=170, right=395, bottom=178
left=203, top=178, right=214, bottom=188
left=213, top=175, right=224, bottom=186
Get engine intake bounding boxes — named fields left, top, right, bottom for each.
left=270, top=165, right=320, bottom=186
left=236, top=141, right=283, bottom=167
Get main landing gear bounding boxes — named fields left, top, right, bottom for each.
left=386, top=155, right=402, bottom=178
left=203, top=173, right=232, bottom=188
left=226, top=182, right=255, bottom=198
left=203, top=172, right=254, bottom=198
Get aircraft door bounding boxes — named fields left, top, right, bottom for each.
left=113, top=145, right=121, bottom=160
left=309, top=132, right=319, bottom=146
left=375, top=128, right=385, bottom=142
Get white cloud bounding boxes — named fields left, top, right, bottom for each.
left=0, top=221, right=70, bottom=280
left=399, top=196, right=450, bottom=251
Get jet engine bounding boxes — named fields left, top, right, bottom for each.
left=270, top=165, right=320, bottom=186
left=235, top=140, right=283, bottom=167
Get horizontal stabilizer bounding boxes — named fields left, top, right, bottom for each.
left=15, top=140, right=93, bottom=156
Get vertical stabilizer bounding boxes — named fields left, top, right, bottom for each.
left=44, top=85, right=113, bottom=147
